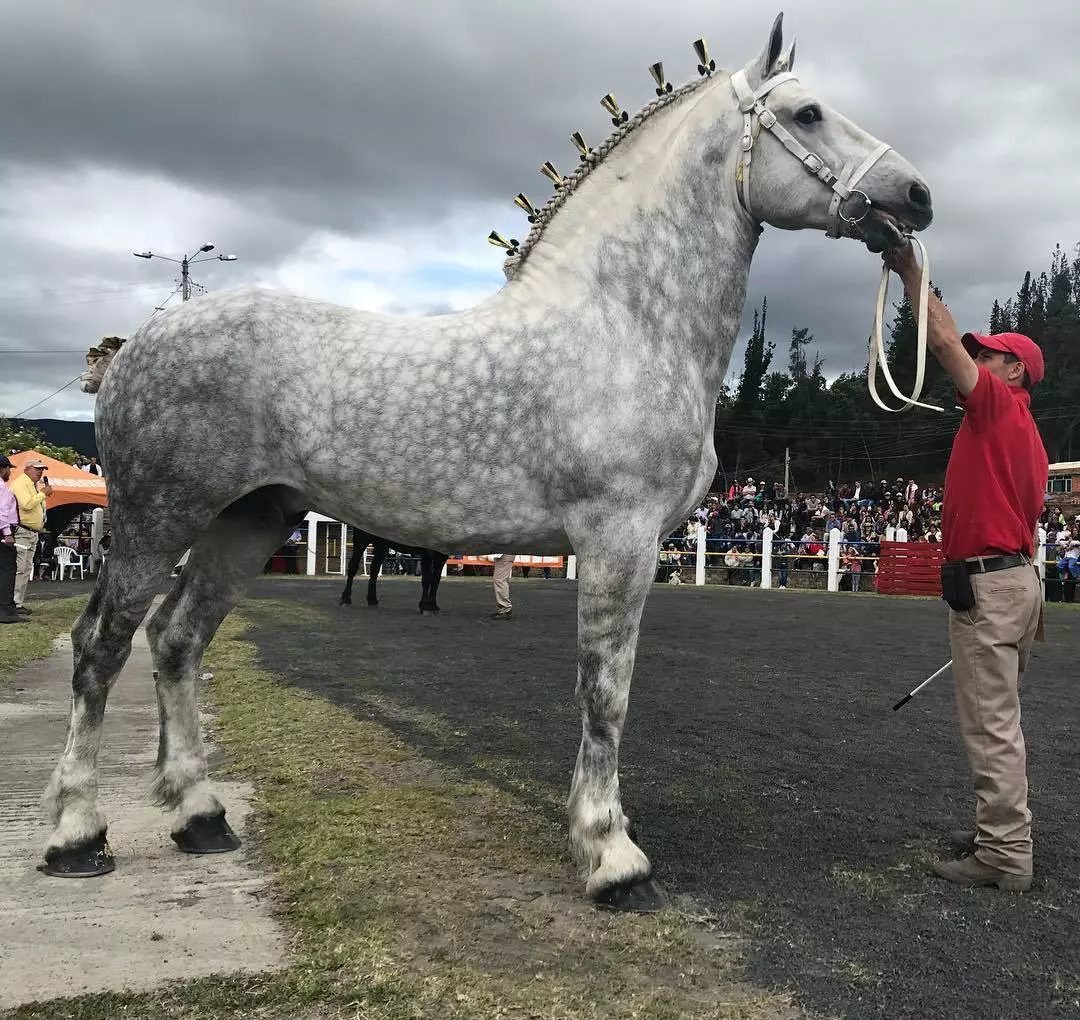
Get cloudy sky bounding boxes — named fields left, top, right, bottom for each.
left=1, top=0, right=1077, bottom=421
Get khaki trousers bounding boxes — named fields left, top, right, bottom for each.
left=493, top=554, right=514, bottom=613
left=13, top=531, right=38, bottom=607
left=948, top=563, right=1041, bottom=876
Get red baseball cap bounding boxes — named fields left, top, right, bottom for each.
left=961, top=331, right=1044, bottom=386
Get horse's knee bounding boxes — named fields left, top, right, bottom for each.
left=148, top=623, right=190, bottom=676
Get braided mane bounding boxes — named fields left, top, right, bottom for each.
left=502, top=70, right=723, bottom=280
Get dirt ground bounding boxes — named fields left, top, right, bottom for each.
left=236, top=576, right=1079, bottom=1020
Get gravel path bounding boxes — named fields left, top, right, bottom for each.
left=0, top=600, right=284, bottom=1010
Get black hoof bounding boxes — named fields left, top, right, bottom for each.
left=419, top=606, right=439, bottom=615
left=339, top=596, right=351, bottom=606
left=38, top=830, right=115, bottom=878
left=366, top=600, right=379, bottom=608
left=171, top=812, right=241, bottom=854
left=593, top=876, right=670, bottom=914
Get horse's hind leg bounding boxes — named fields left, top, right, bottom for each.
left=42, top=545, right=181, bottom=877
left=145, top=488, right=303, bottom=853
left=419, top=551, right=448, bottom=614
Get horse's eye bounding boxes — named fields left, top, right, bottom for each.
left=795, top=105, right=821, bottom=126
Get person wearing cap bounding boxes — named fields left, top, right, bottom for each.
left=10, top=457, right=52, bottom=613
left=0, top=455, right=22, bottom=624
left=887, top=242, right=1048, bottom=892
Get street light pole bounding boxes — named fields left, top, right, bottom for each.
left=133, top=243, right=237, bottom=303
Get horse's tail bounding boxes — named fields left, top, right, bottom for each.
left=80, top=335, right=127, bottom=393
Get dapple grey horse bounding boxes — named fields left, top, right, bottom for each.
left=45, top=15, right=931, bottom=909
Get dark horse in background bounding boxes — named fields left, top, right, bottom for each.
left=340, top=529, right=449, bottom=613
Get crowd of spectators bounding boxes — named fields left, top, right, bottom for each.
left=659, top=475, right=1080, bottom=592
left=660, top=475, right=947, bottom=588
left=1043, top=505, right=1080, bottom=602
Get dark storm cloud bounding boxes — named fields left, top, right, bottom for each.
left=2, top=0, right=1078, bottom=417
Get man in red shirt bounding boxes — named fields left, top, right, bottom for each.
left=886, top=243, right=1047, bottom=892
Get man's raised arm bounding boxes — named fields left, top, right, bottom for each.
left=883, top=242, right=979, bottom=396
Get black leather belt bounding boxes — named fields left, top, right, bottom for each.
left=952, top=553, right=1030, bottom=575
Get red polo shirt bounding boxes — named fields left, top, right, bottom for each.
left=941, top=367, right=1048, bottom=561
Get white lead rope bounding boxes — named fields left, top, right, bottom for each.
left=867, top=235, right=943, bottom=413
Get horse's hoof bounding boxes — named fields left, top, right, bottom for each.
left=366, top=601, right=379, bottom=608
left=172, top=812, right=241, bottom=854
left=593, top=876, right=670, bottom=914
left=38, top=830, right=115, bottom=878
left=339, top=597, right=351, bottom=606
left=419, top=607, right=439, bottom=616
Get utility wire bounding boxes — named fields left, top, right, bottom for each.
left=1, top=284, right=184, bottom=408
left=0, top=284, right=169, bottom=314
left=6, top=376, right=84, bottom=419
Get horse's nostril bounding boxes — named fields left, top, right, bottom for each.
left=908, top=182, right=932, bottom=210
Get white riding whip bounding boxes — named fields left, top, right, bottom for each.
left=892, top=659, right=952, bottom=711
left=867, top=235, right=944, bottom=414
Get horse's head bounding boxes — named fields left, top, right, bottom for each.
left=726, top=14, right=932, bottom=252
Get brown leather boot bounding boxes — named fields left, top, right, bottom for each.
left=932, top=855, right=1031, bottom=892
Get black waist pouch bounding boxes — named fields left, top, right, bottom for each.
left=940, top=561, right=975, bottom=611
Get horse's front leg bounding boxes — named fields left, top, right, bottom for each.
left=566, top=520, right=668, bottom=912
left=339, top=534, right=367, bottom=606
left=428, top=553, right=448, bottom=612
left=418, top=550, right=435, bottom=614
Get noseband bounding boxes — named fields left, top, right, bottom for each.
left=729, top=69, right=890, bottom=239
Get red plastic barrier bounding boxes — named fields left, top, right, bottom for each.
left=874, top=541, right=944, bottom=597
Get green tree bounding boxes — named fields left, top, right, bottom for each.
left=788, top=325, right=812, bottom=379
left=885, top=286, right=946, bottom=402
left=734, top=298, right=774, bottom=413
left=0, top=418, right=81, bottom=464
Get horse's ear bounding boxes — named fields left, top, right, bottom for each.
left=781, top=37, right=796, bottom=72
left=751, top=12, right=785, bottom=84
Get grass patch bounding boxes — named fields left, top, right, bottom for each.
left=0, top=597, right=86, bottom=684
left=8, top=601, right=798, bottom=1020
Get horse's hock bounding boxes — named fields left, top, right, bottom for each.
left=0, top=603, right=284, bottom=1008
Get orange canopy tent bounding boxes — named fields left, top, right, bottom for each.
left=8, top=450, right=107, bottom=512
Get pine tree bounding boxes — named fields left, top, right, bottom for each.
left=1015, top=271, right=1034, bottom=335
left=734, top=298, right=774, bottom=413
left=989, top=299, right=1005, bottom=334
left=1029, top=272, right=1047, bottom=341
left=885, top=287, right=946, bottom=398
left=788, top=326, right=812, bottom=379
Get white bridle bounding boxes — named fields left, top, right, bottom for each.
left=730, top=68, right=890, bottom=238
left=730, top=68, right=942, bottom=414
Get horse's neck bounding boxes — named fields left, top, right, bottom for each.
left=501, top=77, right=759, bottom=397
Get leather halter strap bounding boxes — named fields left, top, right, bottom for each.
left=730, top=69, right=891, bottom=238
